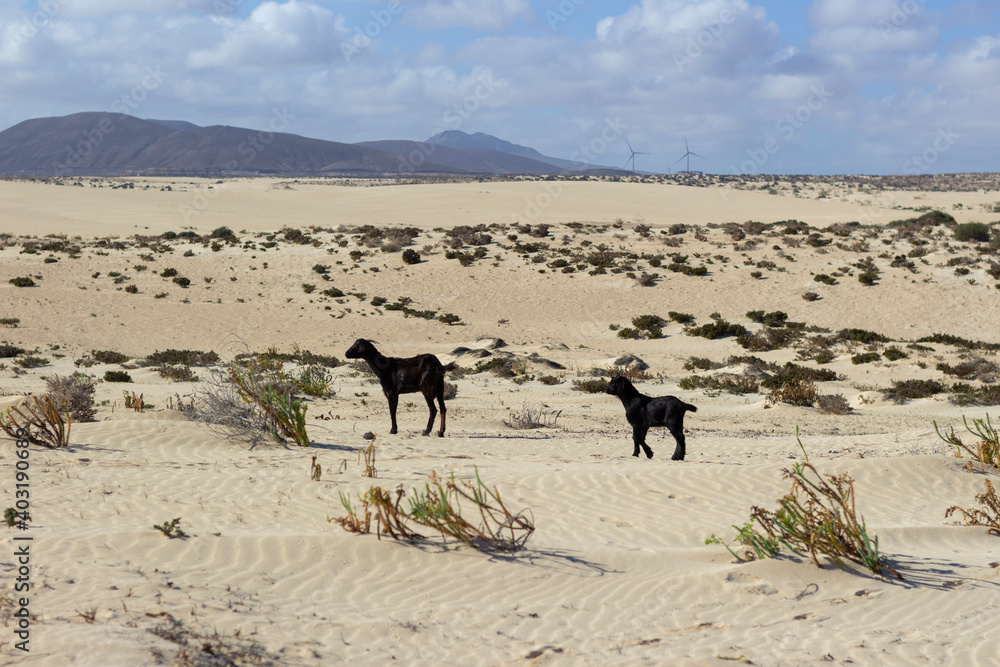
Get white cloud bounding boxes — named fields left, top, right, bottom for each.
left=405, top=0, right=532, bottom=31
left=187, top=1, right=349, bottom=68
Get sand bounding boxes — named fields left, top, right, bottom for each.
left=1, top=175, right=1000, bottom=666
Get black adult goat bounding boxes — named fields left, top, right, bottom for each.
left=605, top=376, right=697, bottom=460
left=345, top=338, right=453, bottom=437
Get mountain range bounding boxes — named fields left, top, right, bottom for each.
left=0, top=112, right=616, bottom=177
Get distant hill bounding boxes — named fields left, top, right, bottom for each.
left=426, top=130, right=602, bottom=172
left=357, top=140, right=564, bottom=175
left=0, top=112, right=461, bottom=177
left=0, top=112, right=615, bottom=177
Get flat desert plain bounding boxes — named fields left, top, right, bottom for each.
left=2, top=175, right=1000, bottom=666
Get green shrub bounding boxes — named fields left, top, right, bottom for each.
left=954, top=222, right=991, bottom=243
left=172, top=276, right=191, bottom=288
left=572, top=378, right=609, bottom=393
left=104, top=370, right=133, bottom=383
left=145, top=349, right=220, bottom=366
left=668, top=311, right=695, bottom=325
left=882, top=379, right=945, bottom=403
left=813, top=274, right=836, bottom=285
left=0, top=344, right=26, bottom=358
left=687, top=320, right=747, bottom=340
left=851, top=352, right=881, bottom=365
left=401, top=249, right=421, bottom=265
left=837, top=328, right=889, bottom=345
left=8, top=277, right=35, bottom=287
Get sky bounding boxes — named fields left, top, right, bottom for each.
left=1, top=0, right=998, bottom=175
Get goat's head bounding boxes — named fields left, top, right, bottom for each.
left=605, top=375, right=632, bottom=396
left=345, top=338, right=376, bottom=359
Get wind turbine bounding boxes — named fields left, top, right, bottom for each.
left=675, top=136, right=704, bottom=174
left=623, top=136, right=650, bottom=173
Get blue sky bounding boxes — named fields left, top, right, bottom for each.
left=1, top=0, right=998, bottom=174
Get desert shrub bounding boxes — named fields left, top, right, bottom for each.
left=0, top=394, right=71, bottom=447
left=302, top=283, right=316, bottom=294
left=882, top=379, right=945, bottom=403
left=145, top=349, right=220, bottom=366
left=950, top=384, right=1000, bottom=406
left=0, top=344, right=26, bottom=358
left=817, top=394, right=853, bottom=415
left=160, top=268, right=178, bottom=277
left=103, top=370, right=133, bottom=383
left=837, top=328, right=889, bottom=345
left=505, top=403, right=562, bottom=429
left=946, top=479, right=1000, bottom=535
left=684, top=357, right=721, bottom=371
left=617, top=328, right=642, bottom=340
left=678, top=375, right=759, bottom=395
left=935, top=414, right=999, bottom=471
left=858, top=269, right=879, bottom=285
left=765, top=379, right=817, bottom=407
left=210, top=226, right=235, bottom=239
left=14, top=355, right=47, bottom=368
left=736, top=326, right=800, bottom=352
left=572, top=378, right=609, bottom=394
left=709, top=441, right=899, bottom=579
left=157, top=365, right=198, bottom=382
left=746, top=310, right=788, bottom=327
left=322, top=286, right=345, bottom=298
left=538, top=375, right=564, bottom=385
left=401, top=248, right=421, bottom=265
left=0, top=318, right=19, bottom=327
left=45, top=373, right=98, bottom=422
left=882, top=346, right=908, bottom=362
left=813, top=274, right=836, bottom=285
left=851, top=351, right=881, bottom=365
left=294, top=364, right=335, bottom=398
left=472, top=357, right=519, bottom=378
left=954, top=222, right=991, bottom=243
left=188, top=359, right=309, bottom=447
left=917, top=333, right=1000, bottom=353
left=172, top=276, right=191, bottom=288
left=687, top=320, right=747, bottom=340
left=8, top=277, right=35, bottom=287
left=333, top=468, right=534, bottom=552
left=761, top=363, right=837, bottom=388
left=443, top=382, right=458, bottom=400
left=937, top=358, right=998, bottom=381
left=668, top=311, right=695, bottom=325
left=438, top=313, right=462, bottom=325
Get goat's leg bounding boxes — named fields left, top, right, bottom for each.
left=631, top=425, right=652, bottom=458
left=386, top=391, right=399, bottom=434
left=436, top=392, right=447, bottom=437
left=422, top=391, right=437, bottom=436
left=669, top=427, right=686, bottom=461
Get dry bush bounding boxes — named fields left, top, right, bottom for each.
left=45, top=372, right=98, bottom=422
left=504, top=403, right=562, bottom=429
left=606, top=364, right=653, bottom=381
left=946, top=479, right=1000, bottom=535
left=0, top=395, right=71, bottom=447
left=333, top=469, right=534, bottom=552
left=765, top=380, right=817, bottom=407
left=817, top=394, right=853, bottom=415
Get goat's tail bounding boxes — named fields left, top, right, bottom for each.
left=684, top=402, right=698, bottom=413
left=441, top=361, right=457, bottom=373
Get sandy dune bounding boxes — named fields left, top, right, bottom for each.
left=2, top=176, right=1000, bottom=665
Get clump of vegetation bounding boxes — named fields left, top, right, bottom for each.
left=851, top=351, right=881, bottom=365
left=882, top=379, right=945, bottom=403
left=103, top=370, right=133, bottom=383
left=668, top=311, right=695, bottom=325
left=813, top=274, right=836, bottom=285
left=8, top=277, right=35, bottom=287
left=817, top=394, right=853, bottom=415
left=152, top=517, right=188, bottom=539
left=946, top=479, right=1000, bottom=535
left=45, top=373, right=98, bottom=422
left=572, top=378, right=609, bottom=394
left=687, top=319, right=747, bottom=340
left=761, top=363, right=837, bottom=388
left=504, top=403, right=562, bottom=429
left=0, top=344, right=25, bottom=358
left=0, top=394, right=71, bottom=447
left=333, top=468, right=534, bottom=552
left=677, top=375, right=759, bottom=395
left=157, top=365, right=199, bottom=382
left=765, top=380, right=817, bottom=407
left=954, top=222, right=991, bottom=243
left=746, top=310, right=788, bottom=327
left=934, top=414, right=999, bottom=471
left=708, top=434, right=900, bottom=579
left=145, top=349, right=220, bottom=366
left=401, top=248, right=421, bottom=265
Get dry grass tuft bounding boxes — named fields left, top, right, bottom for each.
left=0, top=394, right=71, bottom=447
left=333, top=468, right=535, bottom=552
left=504, top=403, right=562, bottom=429
left=946, top=479, right=1000, bottom=535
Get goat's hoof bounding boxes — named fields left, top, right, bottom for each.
left=421, top=430, right=430, bottom=436
left=672, top=454, right=684, bottom=461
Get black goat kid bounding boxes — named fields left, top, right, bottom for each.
left=605, top=376, right=697, bottom=460
left=345, top=338, right=453, bottom=437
